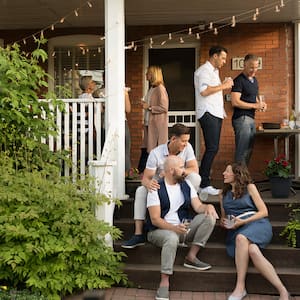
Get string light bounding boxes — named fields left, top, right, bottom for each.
left=14, top=0, right=291, bottom=51
left=231, top=16, right=236, bottom=27
left=97, top=47, right=101, bottom=53
left=52, top=51, right=56, bottom=57
left=134, top=45, right=137, bottom=51
left=68, top=50, right=71, bottom=56
left=23, top=39, right=26, bottom=45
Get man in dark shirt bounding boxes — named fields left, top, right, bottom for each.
left=231, top=54, right=267, bottom=165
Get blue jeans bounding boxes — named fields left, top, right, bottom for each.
left=232, top=115, right=256, bottom=165
left=198, top=112, right=222, bottom=188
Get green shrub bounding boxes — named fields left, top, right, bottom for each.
left=0, top=159, right=127, bottom=300
left=0, top=40, right=127, bottom=300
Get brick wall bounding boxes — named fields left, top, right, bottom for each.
left=125, top=23, right=295, bottom=182
left=0, top=23, right=294, bottom=181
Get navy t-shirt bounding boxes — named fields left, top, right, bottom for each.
left=231, top=73, right=258, bottom=120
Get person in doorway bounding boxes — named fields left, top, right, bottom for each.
left=220, top=163, right=290, bottom=300
left=194, top=45, right=233, bottom=196
left=231, top=54, right=267, bottom=165
left=147, top=155, right=218, bottom=300
left=138, top=65, right=169, bottom=173
left=122, top=123, right=201, bottom=249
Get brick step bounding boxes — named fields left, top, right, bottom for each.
left=123, top=264, right=300, bottom=295
left=115, top=242, right=300, bottom=268
left=115, top=219, right=289, bottom=244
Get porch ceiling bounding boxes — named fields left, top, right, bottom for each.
left=0, top=0, right=299, bottom=31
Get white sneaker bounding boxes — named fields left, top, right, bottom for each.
left=201, top=186, right=220, bottom=196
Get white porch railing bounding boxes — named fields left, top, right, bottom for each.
left=47, top=98, right=105, bottom=178
left=46, top=101, right=199, bottom=178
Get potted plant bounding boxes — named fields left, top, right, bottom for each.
left=265, top=154, right=292, bottom=198
left=280, top=207, right=300, bottom=248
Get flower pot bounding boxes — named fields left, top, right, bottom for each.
left=269, top=176, right=291, bottom=198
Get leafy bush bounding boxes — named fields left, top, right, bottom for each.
left=0, top=158, right=127, bottom=299
left=0, top=40, right=127, bottom=299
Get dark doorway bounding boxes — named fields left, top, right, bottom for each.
left=149, top=48, right=195, bottom=111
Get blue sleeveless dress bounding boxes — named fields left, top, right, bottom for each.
left=223, top=191, right=273, bottom=258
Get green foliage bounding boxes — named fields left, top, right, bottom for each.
left=265, top=154, right=291, bottom=178
left=0, top=39, right=65, bottom=172
left=0, top=158, right=127, bottom=299
left=280, top=207, right=300, bottom=248
left=0, top=39, right=127, bottom=299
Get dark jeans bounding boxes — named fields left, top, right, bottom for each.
left=232, top=115, right=256, bottom=165
left=198, top=112, right=223, bottom=188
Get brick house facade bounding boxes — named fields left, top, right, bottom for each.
left=0, top=22, right=295, bottom=182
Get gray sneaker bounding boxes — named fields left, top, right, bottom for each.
left=155, top=287, right=169, bottom=300
left=183, top=257, right=211, bottom=271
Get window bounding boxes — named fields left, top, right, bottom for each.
left=48, top=35, right=104, bottom=97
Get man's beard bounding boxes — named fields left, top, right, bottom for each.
left=174, top=173, right=185, bottom=183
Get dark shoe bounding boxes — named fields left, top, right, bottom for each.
left=155, top=286, right=169, bottom=300
left=183, top=257, right=211, bottom=270
left=121, top=234, right=145, bottom=249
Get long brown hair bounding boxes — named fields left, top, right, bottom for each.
left=222, top=163, right=253, bottom=199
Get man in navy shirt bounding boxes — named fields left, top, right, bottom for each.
left=231, top=54, right=267, bottom=165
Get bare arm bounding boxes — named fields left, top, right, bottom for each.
left=148, top=205, right=186, bottom=234
left=231, top=92, right=263, bottom=110
left=184, top=159, right=199, bottom=176
left=191, top=196, right=219, bottom=219
left=125, top=91, right=131, bottom=113
left=233, top=184, right=268, bottom=228
left=141, top=168, right=160, bottom=191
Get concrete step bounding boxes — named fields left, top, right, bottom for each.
left=123, top=264, right=300, bottom=295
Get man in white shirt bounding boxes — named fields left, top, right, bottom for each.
left=146, top=155, right=218, bottom=300
left=122, top=123, right=201, bottom=249
left=194, top=45, right=233, bottom=196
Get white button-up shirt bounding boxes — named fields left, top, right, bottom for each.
left=194, top=60, right=225, bottom=120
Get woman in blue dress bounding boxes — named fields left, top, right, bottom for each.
left=220, top=163, right=289, bottom=300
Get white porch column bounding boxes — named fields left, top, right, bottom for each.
left=105, top=0, right=126, bottom=198
left=295, top=21, right=300, bottom=178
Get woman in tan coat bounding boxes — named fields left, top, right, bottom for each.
left=141, top=65, right=169, bottom=154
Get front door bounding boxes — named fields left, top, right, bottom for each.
left=146, top=45, right=200, bottom=159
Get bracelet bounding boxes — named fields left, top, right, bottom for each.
left=148, top=107, right=152, bottom=111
